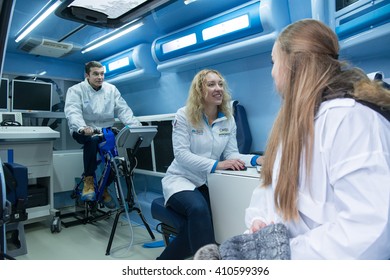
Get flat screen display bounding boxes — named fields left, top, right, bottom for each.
left=0, top=78, right=9, bottom=111
left=152, top=120, right=174, bottom=173
left=11, top=79, right=52, bottom=112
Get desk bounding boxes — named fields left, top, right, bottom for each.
left=0, top=126, right=60, bottom=223
left=207, top=167, right=260, bottom=244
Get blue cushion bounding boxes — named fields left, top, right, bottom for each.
left=151, top=197, right=185, bottom=230
left=233, top=101, right=252, bottom=154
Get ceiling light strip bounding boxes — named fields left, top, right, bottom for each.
left=202, top=14, right=250, bottom=41
left=15, top=0, right=62, bottom=43
left=81, top=21, right=144, bottom=53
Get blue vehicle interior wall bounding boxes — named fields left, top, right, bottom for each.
left=116, top=50, right=279, bottom=152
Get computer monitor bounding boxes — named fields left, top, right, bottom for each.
left=116, top=125, right=158, bottom=150
left=0, top=78, right=8, bottom=112
left=152, top=120, right=174, bottom=173
left=11, top=79, right=52, bottom=112
left=131, top=121, right=174, bottom=173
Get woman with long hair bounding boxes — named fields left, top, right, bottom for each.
left=246, top=19, right=390, bottom=259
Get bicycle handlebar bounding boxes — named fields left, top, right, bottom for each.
left=78, top=127, right=120, bottom=137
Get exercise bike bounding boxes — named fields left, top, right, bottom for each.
left=60, top=126, right=157, bottom=255
left=60, top=127, right=118, bottom=226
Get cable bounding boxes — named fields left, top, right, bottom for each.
left=0, top=120, right=21, bottom=126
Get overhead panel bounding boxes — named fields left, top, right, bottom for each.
left=100, top=44, right=160, bottom=84
left=19, top=37, right=81, bottom=58
left=335, top=0, right=390, bottom=40
left=55, top=0, right=172, bottom=28
left=151, top=0, right=291, bottom=72
left=332, top=0, right=390, bottom=59
left=153, top=2, right=262, bottom=62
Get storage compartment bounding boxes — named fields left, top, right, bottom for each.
left=101, top=44, right=160, bottom=84
left=335, top=0, right=390, bottom=40
left=332, top=0, right=390, bottom=59
left=27, top=184, right=48, bottom=208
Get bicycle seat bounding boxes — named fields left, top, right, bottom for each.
left=98, top=128, right=118, bottom=160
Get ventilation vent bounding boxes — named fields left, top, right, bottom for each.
left=19, top=38, right=80, bottom=58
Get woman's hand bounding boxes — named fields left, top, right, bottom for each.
left=256, top=156, right=264, bottom=166
left=217, top=159, right=246, bottom=170
left=250, top=219, right=272, bottom=233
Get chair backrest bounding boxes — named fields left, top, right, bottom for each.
left=232, top=100, right=252, bottom=154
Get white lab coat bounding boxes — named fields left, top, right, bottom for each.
left=162, top=106, right=256, bottom=203
left=245, top=98, right=390, bottom=259
left=64, top=78, right=140, bottom=134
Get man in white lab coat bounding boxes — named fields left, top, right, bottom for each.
left=64, top=61, right=140, bottom=208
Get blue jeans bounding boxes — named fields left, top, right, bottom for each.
left=157, top=184, right=215, bottom=260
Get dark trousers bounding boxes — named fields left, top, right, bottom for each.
left=157, top=184, right=215, bottom=260
left=72, top=132, right=101, bottom=177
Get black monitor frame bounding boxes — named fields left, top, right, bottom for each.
left=0, top=78, right=8, bottom=112
left=11, top=79, right=53, bottom=113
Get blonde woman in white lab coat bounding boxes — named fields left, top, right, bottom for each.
left=158, top=69, right=262, bottom=260
left=246, top=19, right=390, bottom=259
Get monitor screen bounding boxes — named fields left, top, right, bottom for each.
left=0, top=78, right=8, bottom=111
left=133, top=121, right=174, bottom=172
left=152, top=120, right=174, bottom=173
left=11, top=79, right=52, bottom=112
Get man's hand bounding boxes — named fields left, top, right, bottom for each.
left=80, top=126, right=94, bottom=136
left=111, top=127, right=121, bottom=135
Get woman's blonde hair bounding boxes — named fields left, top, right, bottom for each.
left=186, top=69, right=232, bottom=127
left=262, top=19, right=390, bottom=221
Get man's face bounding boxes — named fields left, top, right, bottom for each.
left=86, top=66, right=104, bottom=89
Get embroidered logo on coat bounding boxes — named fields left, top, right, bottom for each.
left=191, top=129, right=204, bottom=135
left=219, top=128, right=230, bottom=136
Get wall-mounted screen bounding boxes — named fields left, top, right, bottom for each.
left=0, top=78, right=9, bottom=111
left=11, top=79, right=52, bottom=112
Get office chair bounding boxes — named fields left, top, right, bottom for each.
left=151, top=197, right=185, bottom=246
left=232, top=100, right=253, bottom=154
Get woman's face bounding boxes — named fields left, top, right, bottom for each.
left=271, top=42, right=285, bottom=95
left=203, top=72, right=224, bottom=106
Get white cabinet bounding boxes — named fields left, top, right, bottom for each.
left=207, top=168, right=261, bottom=244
